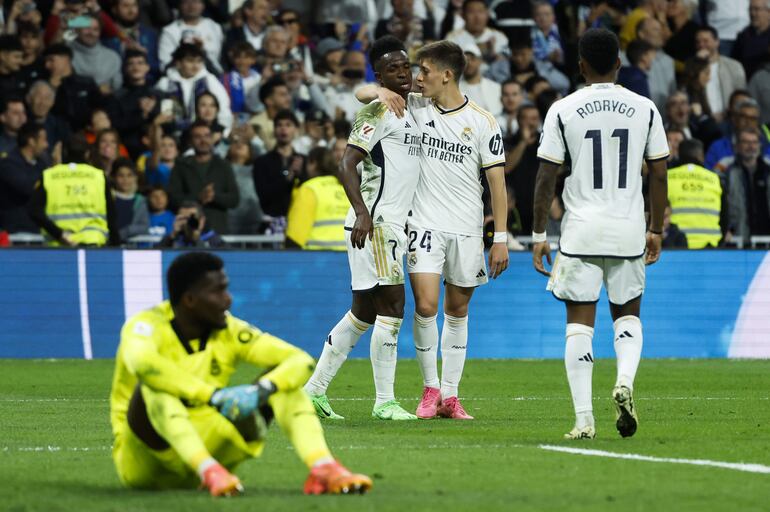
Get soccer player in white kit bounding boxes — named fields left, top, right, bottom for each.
left=532, top=28, right=669, bottom=439
left=304, top=37, right=421, bottom=421
left=357, top=40, right=510, bottom=420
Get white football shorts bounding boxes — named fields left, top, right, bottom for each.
left=405, top=225, right=488, bottom=288
left=347, top=223, right=407, bottom=291
left=547, top=252, right=645, bottom=305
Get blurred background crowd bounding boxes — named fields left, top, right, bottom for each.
left=0, top=0, right=769, bottom=250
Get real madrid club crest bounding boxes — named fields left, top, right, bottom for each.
left=408, top=253, right=418, bottom=267
left=461, top=127, right=472, bottom=142
left=392, top=262, right=401, bottom=278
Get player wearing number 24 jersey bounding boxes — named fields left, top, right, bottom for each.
left=532, top=28, right=669, bottom=440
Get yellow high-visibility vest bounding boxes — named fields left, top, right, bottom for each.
left=42, top=163, right=109, bottom=246
left=667, top=163, right=722, bottom=249
left=287, top=175, right=349, bottom=251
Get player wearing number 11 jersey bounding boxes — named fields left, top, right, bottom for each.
left=532, top=28, right=669, bottom=440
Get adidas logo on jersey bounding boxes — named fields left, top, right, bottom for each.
left=578, top=353, right=594, bottom=363
left=376, top=215, right=384, bottom=222
left=426, top=120, right=435, bottom=128
left=405, top=121, right=411, bottom=128
left=476, top=269, right=486, bottom=278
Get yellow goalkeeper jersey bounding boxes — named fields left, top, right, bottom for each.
left=109, top=301, right=315, bottom=437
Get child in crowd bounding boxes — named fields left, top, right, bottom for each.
left=111, top=158, right=150, bottom=243
left=147, top=186, right=175, bottom=237
left=223, top=42, right=261, bottom=119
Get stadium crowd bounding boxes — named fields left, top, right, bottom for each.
left=0, top=0, right=769, bottom=249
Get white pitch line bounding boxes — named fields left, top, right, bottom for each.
left=539, top=445, right=770, bottom=475
left=2, top=446, right=111, bottom=452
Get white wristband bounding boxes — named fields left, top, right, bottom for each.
left=493, top=232, right=507, bottom=243
left=532, top=231, right=547, bottom=243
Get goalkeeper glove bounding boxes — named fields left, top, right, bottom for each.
left=209, top=380, right=276, bottom=422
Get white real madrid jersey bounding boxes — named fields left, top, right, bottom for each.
left=537, top=83, right=669, bottom=257
left=347, top=100, right=422, bottom=228
left=407, top=94, right=505, bottom=236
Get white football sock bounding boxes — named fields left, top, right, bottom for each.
left=440, top=314, right=468, bottom=399
left=304, top=311, right=371, bottom=396
left=413, top=313, right=440, bottom=388
left=371, top=315, right=402, bottom=407
left=613, top=315, right=643, bottom=390
left=565, top=323, right=595, bottom=429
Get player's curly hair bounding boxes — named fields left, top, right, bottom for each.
left=578, top=28, right=619, bottom=76
left=167, top=252, right=224, bottom=305
left=369, top=35, right=407, bottom=70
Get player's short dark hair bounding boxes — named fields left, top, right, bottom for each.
left=172, top=42, right=205, bottom=62
left=369, top=35, right=407, bottom=70
left=259, top=76, right=288, bottom=104
left=43, top=43, right=73, bottom=59
left=416, top=40, right=466, bottom=83
left=695, top=25, right=719, bottom=41
left=626, top=39, right=654, bottom=67
left=0, top=34, right=22, bottom=53
left=167, top=252, right=224, bottom=305
left=273, top=109, right=299, bottom=127
left=678, top=138, right=704, bottom=165
left=578, top=28, right=619, bottom=76
left=17, top=122, right=45, bottom=148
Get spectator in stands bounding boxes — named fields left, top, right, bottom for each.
left=0, top=35, right=26, bottom=98
left=69, top=14, right=123, bottom=93
left=576, top=1, right=626, bottom=37
left=667, top=128, right=686, bottom=167
left=158, top=199, right=224, bottom=247
left=0, top=122, right=51, bottom=234
left=2, top=0, right=43, bottom=35
left=141, top=111, right=177, bottom=187
left=618, top=39, right=654, bottom=98
left=0, top=97, right=27, bottom=155
left=695, top=26, right=747, bottom=123
left=636, top=16, right=676, bottom=114
left=111, top=157, right=150, bottom=243
left=748, top=56, right=770, bottom=126
left=84, top=110, right=130, bottom=157
left=706, top=98, right=770, bottom=172
left=662, top=205, right=688, bottom=248
left=724, top=128, right=770, bottom=244
left=375, top=0, right=436, bottom=50
left=227, top=137, right=263, bottom=234
left=279, top=8, right=315, bottom=77
left=168, top=120, right=239, bottom=235
left=25, top=80, right=69, bottom=150
left=504, top=38, right=568, bottom=95
left=703, top=0, right=749, bottom=55
left=732, top=0, right=770, bottom=79
left=531, top=1, right=564, bottom=69
left=90, top=128, right=124, bottom=176
left=331, top=135, right=347, bottom=164
left=223, top=42, right=261, bottom=119
left=258, top=26, right=292, bottom=74
left=159, top=0, right=224, bottom=74
left=312, top=37, right=346, bottom=91
left=286, top=147, right=349, bottom=251
left=185, top=92, right=228, bottom=152
left=619, top=0, right=670, bottom=50
left=253, top=110, right=305, bottom=228
left=44, top=0, right=120, bottom=46
left=294, top=108, right=332, bottom=155
left=155, top=43, right=232, bottom=133
left=324, top=50, right=369, bottom=122
left=147, top=186, right=175, bottom=237
left=28, top=134, right=119, bottom=247
left=663, top=0, right=699, bottom=68
left=682, top=57, right=714, bottom=119
left=249, top=77, right=292, bottom=151
left=114, top=50, right=158, bottom=158
left=105, top=0, right=160, bottom=80
left=524, top=75, right=552, bottom=103
left=504, top=104, right=541, bottom=235
left=281, top=57, right=331, bottom=122
left=43, top=43, right=102, bottom=133
left=667, top=138, right=724, bottom=248
left=447, top=0, right=509, bottom=63
left=17, top=22, right=46, bottom=87
left=460, top=42, right=502, bottom=115
left=496, top=79, right=524, bottom=139
left=223, top=0, right=270, bottom=65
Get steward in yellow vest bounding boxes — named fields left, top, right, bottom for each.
left=28, top=137, right=118, bottom=246
left=667, top=140, right=723, bottom=249
left=286, top=155, right=350, bottom=251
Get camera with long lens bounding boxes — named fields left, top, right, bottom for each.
left=186, top=214, right=200, bottom=230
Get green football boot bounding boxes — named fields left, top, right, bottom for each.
left=309, top=393, right=344, bottom=420
left=372, top=400, right=418, bottom=420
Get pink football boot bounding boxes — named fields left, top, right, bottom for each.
left=415, top=387, right=441, bottom=419
left=436, top=396, right=474, bottom=420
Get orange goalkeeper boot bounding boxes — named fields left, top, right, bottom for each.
left=201, top=463, right=244, bottom=497
left=303, top=460, right=373, bottom=495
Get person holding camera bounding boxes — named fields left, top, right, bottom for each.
left=158, top=200, right=223, bottom=248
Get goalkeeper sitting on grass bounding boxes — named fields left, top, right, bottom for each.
left=109, top=251, right=372, bottom=496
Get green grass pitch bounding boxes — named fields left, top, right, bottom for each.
left=1, top=358, right=769, bottom=511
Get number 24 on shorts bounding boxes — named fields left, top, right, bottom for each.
left=408, top=230, right=432, bottom=253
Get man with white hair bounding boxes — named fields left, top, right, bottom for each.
left=26, top=80, right=70, bottom=149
